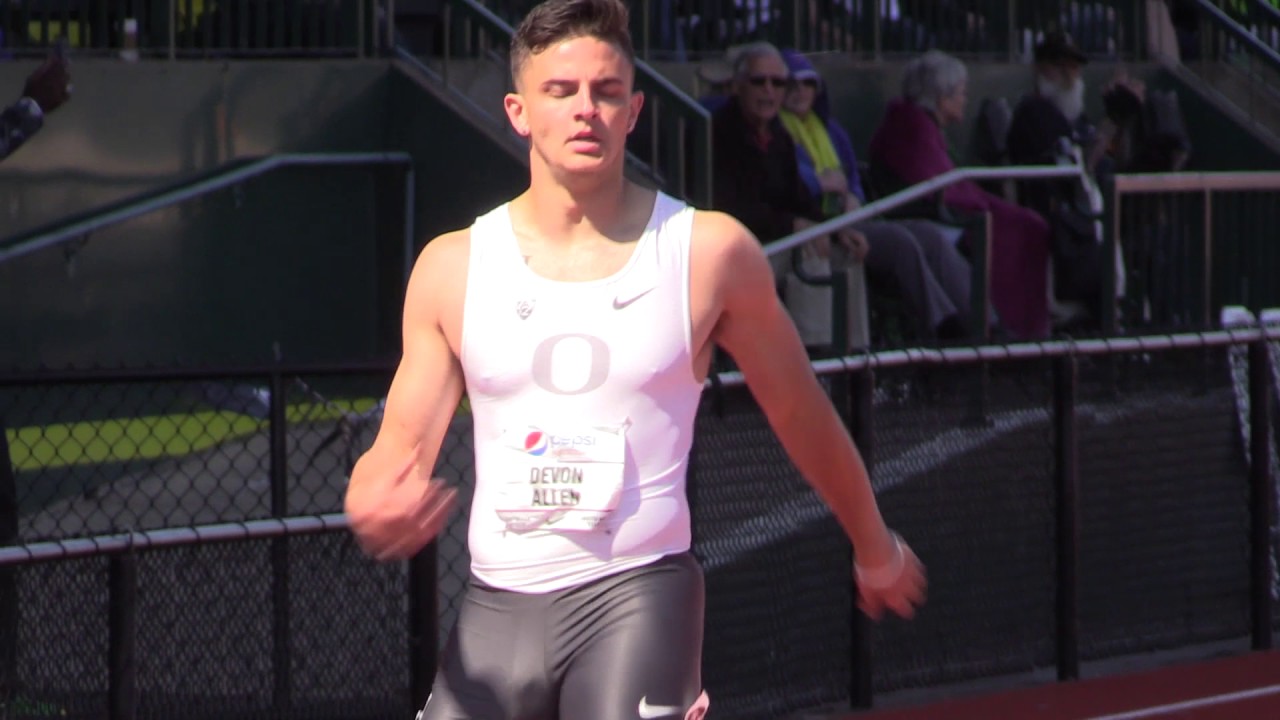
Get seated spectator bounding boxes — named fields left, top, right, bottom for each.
left=1, top=51, right=70, bottom=163
left=1008, top=33, right=1160, bottom=187
left=778, top=49, right=972, bottom=342
left=868, top=50, right=1052, bottom=339
left=1006, top=33, right=1100, bottom=213
left=1008, top=33, right=1189, bottom=321
left=711, top=41, right=869, bottom=352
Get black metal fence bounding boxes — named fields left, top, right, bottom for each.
left=1107, top=173, right=1280, bottom=337
left=1, top=0, right=385, bottom=58
left=1, top=326, right=1277, bottom=719
left=462, top=0, right=1150, bottom=61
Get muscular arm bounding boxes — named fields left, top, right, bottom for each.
left=697, top=212, right=898, bottom=568
left=344, top=231, right=468, bottom=556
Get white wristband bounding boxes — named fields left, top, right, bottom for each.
left=855, top=532, right=906, bottom=590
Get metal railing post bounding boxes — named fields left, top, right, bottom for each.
left=1101, top=176, right=1120, bottom=337
left=387, top=0, right=397, bottom=56
left=0, top=418, right=17, bottom=699
left=1053, top=355, right=1081, bottom=681
left=359, top=0, right=367, bottom=58
left=168, top=0, right=176, bottom=61
left=1203, top=188, right=1215, bottom=330
left=269, top=370, right=292, bottom=711
left=442, top=3, right=452, bottom=86
left=403, top=165, right=417, bottom=288
left=1007, top=0, right=1018, bottom=62
left=409, top=548, right=439, bottom=711
left=848, top=365, right=875, bottom=710
left=108, top=553, right=139, bottom=720
left=1248, top=339, right=1275, bottom=650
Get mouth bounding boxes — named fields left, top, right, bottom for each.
left=569, top=131, right=601, bottom=143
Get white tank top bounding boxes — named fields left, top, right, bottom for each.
left=459, top=192, right=703, bottom=593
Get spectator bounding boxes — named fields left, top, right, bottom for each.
left=711, top=41, right=868, bottom=353
left=868, top=50, right=1053, bottom=339
left=1008, top=33, right=1191, bottom=319
left=1, top=51, right=71, bottom=163
left=778, top=49, right=973, bottom=342
left=1008, top=33, right=1161, bottom=181
left=1006, top=33, right=1098, bottom=217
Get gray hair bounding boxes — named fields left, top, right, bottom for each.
left=901, top=50, right=968, bottom=114
left=731, top=41, right=784, bottom=80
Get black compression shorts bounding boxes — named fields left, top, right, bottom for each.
left=418, top=552, right=705, bottom=720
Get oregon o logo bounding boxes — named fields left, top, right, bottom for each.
left=531, top=333, right=611, bottom=396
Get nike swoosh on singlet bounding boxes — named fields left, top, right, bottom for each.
left=613, top=285, right=656, bottom=310
left=638, top=697, right=684, bottom=719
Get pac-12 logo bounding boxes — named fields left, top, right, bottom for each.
left=522, top=430, right=549, bottom=456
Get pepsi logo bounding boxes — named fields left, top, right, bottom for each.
left=523, top=431, right=548, bottom=456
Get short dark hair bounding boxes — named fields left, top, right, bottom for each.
left=510, top=0, right=635, bottom=83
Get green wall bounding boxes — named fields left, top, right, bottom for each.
left=0, top=59, right=527, bottom=369
left=386, top=62, right=528, bottom=247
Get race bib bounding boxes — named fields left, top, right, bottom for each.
left=494, top=424, right=627, bottom=532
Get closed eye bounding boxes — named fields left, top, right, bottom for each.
left=542, top=78, right=627, bottom=100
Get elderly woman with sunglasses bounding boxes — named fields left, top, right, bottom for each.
left=778, top=49, right=975, bottom=343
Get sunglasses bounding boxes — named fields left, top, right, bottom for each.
left=748, top=75, right=788, bottom=89
left=794, top=78, right=819, bottom=89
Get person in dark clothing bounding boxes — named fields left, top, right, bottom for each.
left=1007, top=32, right=1151, bottom=211
left=1, top=49, right=71, bottom=163
left=710, top=41, right=868, bottom=351
left=711, top=42, right=824, bottom=244
left=1006, top=32, right=1098, bottom=217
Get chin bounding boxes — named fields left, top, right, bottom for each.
left=558, top=153, right=613, bottom=175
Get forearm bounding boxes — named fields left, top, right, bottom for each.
left=766, top=380, right=896, bottom=565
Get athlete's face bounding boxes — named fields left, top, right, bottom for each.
left=505, top=36, right=644, bottom=176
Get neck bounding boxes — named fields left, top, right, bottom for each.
left=517, top=156, right=632, bottom=245
left=736, top=99, right=773, bottom=133
left=748, top=114, right=773, bottom=133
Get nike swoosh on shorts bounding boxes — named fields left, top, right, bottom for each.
left=638, top=696, right=684, bottom=718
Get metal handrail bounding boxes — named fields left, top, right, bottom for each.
left=762, top=165, right=1086, bottom=256
left=1196, top=0, right=1280, bottom=70
left=1247, top=0, right=1280, bottom=23
left=1112, top=169, right=1280, bottom=192
left=713, top=324, right=1280, bottom=388
left=0, top=514, right=350, bottom=567
left=0, top=152, right=415, bottom=267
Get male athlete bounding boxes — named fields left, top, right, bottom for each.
left=344, top=1, right=926, bottom=718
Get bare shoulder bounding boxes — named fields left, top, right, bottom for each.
left=412, top=228, right=471, bottom=278
left=689, top=209, right=773, bottom=291
left=690, top=209, right=757, bottom=253
left=403, top=228, right=472, bottom=334
left=407, top=228, right=470, bottom=296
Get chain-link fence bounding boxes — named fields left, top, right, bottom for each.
left=2, top=325, right=1277, bottom=719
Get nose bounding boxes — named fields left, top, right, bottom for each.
left=574, top=89, right=600, bottom=120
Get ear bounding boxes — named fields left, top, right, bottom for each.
left=627, top=90, right=645, bottom=134
left=504, top=92, right=530, bottom=137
